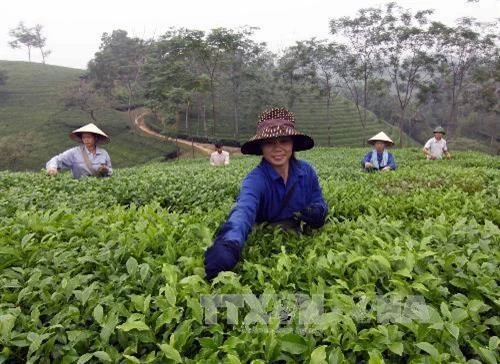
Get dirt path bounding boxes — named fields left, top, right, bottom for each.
left=133, top=111, right=241, bottom=155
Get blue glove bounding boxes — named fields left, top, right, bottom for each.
left=204, top=239, right=241, bottom=280
left=297, top=204, right=326, bottom=229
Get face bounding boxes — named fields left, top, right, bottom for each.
left=215, top=145, right=222, bottom=153
left=434, top=132, right=443, bottom=140
left=261, top=136, right=293, bottom=168
left=81, top=132, right=97, bottom=148
left=374, top=141, right=386, bottom=153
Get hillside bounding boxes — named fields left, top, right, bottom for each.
left=1, top=148, right=499, bottom=362
left=155, top=93, right=417, bottom=147
left=0, top=61, right=175, bottom=171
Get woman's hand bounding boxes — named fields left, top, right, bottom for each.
left=297, top=204, right=326, bottom=229
left=204, top=239, right=241, bottom=280
left=97, top=165, right=109, bottom=176
left=47, top=168, right=58, bottom=176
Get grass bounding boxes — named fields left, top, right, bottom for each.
left=0, top=61, right=176, bottom=171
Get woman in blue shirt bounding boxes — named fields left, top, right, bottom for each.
left=46, top=123, right=112, bottom=179
left=361, top=131, right=397, bottom=172
left=204, top=108, right=328, bottom=280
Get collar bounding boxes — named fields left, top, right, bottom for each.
left=83, top=145, right=102, bottom=155
left=260, top=158, right=305, bottom=182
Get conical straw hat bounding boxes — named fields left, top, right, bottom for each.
left=368, top=131, right=394, bottom=146
left=70, top=123, right=110, bottom=144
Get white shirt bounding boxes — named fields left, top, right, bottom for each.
left=424, top=137, right=448, bottom=159
left=210, top=150, right=230, bottom=166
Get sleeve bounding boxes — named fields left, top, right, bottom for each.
left=388, top=153, right=397, bottom=170
left=308, top=165, right=328, bottom=217
left=209, top=153, right=216, bottom=166
left=442, top=140, right=448, bottom=152
left=424, top=138, right=432, bottom=150
left=361, top=151, right=372, bottom=168
left=224, top=152, right=230, bottom=165
left=215, top=172, right=263, bottom=247
left=46, top=148, right=76, bottom=171
left=104, top=150, right=113, bottom=176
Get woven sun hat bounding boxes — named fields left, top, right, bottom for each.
left=367, top=131, right=394, bottom=146
left=433, top=126, right=446, bottom=135
left=70, top=123, right=110, bottom=144
left=241, top=107, right=314, bottom=155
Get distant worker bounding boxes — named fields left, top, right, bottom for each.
left=362, top=131, right=397, bottom=172
left=204, top=107, right=328, bottom=280
left=46, top=123, right=112, bottom=179
left=210, top=142, right=230, bottom=166
left=423, top=126, right=451, bottom=160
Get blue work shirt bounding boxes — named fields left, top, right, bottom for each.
left=361, top=150, right=396, bottom=170
left=217, top=158, right=327, bottom=247
left=46, top=145, right=112, bottom=179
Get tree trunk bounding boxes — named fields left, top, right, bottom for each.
left=196, top=105, right=200, bottom=137
left=203, top=103, right=207, bottom=137
left=326, top=89, right=332, bottom=147
left=176, top=110, right=180, bottom=134
left=185, top=101, right=190, bottom=131
left=447, top=102, right=458, bottom=137
left=399, top=110, right=406, bottom=148
left=210, top=80, right=216, bottom=136
left=234, top=105, right=239, bottom=139
left=126, top=83, right=133, bottom=124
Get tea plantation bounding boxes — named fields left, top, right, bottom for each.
left=0, top=148, right=498, bottom=363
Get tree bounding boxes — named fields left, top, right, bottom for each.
left=61, top=76, right=106, bottom=122
left=297, top=39, right=342, bottom=145
left=8, top=22, right=50, bottom=64
left=0, top=132, right=40, bottom=170
left=430, top=18, right=498, bottom=137
left=275, top=42, right=316, bottom=109
left=199, top=28, right=253, bottom=135
left=8, top=22, right=36, bottom=62
left=32, top=24, right=51, bottom=64
left=142, top=28, right=208, bottom=134
left=218, top=27, right=269, bottom=138
left=330, top=7, right=385, bottom=130
left=88, top=30, right=147, bottom=121
left=379, top=3, right=436, bottom=146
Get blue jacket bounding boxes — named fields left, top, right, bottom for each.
left=217, top=158, right=327, bottom=247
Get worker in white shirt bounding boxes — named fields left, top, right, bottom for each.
left=423, top=126, right=451, bottom=160
left=210, top=142, right=230, bottom=166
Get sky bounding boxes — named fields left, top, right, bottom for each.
left=1, top=0, right=499, bottom=69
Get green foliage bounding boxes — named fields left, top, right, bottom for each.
left=0, top=148, right=499, bottom=362
left=0, top=61, right=176, bottom=171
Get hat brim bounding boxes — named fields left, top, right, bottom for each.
left=70, top=132, right=110, bottom=144
left=368, top=139, right=394, bottom=146
left=433, top=131, right=446, bottom=135
left=241, top=134, right=314, bottom=155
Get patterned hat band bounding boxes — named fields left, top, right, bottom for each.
left=252, top=125, right=299, bottom=141
left=257, top=118, right=295, bottom=132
